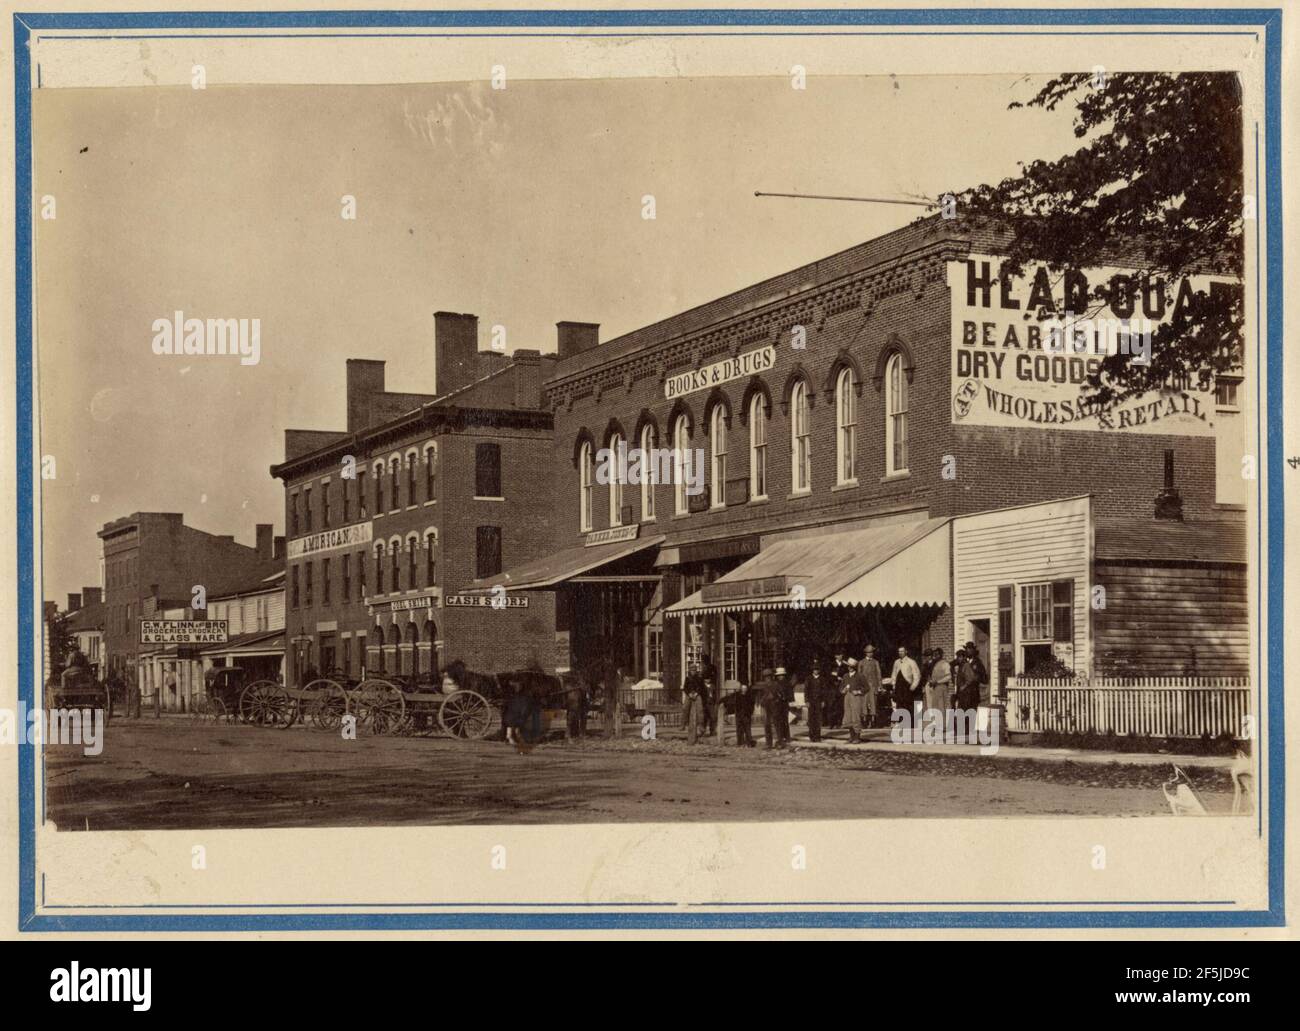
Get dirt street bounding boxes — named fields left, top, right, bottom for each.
left=43, top=719, right=1238, bottom=829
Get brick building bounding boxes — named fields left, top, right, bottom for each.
left=97, top=513, right=277, bottom=688
left=478, top=217, right=1247, bottom=695
left=269, top=313, right=557, bottom=686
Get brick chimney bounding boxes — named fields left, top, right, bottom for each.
left=1154, top=449, right=1184, bottom=521
left=66, top=592, right=82, bottom=613
left=557, top=321, right=599, bottom=360
left=346, top=359, right=386, bottom=433
left=82, top=587, right=102, bottom=607
left=510, top=350, right=543, bottom=409
left=435, top=311, right=479, bottom=396
left=256, top=523, right=274, bottom=560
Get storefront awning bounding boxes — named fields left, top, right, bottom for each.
left=467, top=533, right=665, bottom=592
left=199, top=630, right=285, bottom=658
left=666, top=518, right=950, bottom=616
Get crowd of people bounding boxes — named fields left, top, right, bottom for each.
left=679, top=643, right=989, bottom=748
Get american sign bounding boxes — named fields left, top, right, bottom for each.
left=445, top=594, right=529, bottom=609
left=664, top=345, right=776, bottom=400
left=286, top=522, right=373, bottom=559
left=948, top=255, right=1226, bottom=436
left=140, top=619, right=229, bottom=645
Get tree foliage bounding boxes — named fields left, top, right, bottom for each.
left=950, top=72, right=1245, bottom=407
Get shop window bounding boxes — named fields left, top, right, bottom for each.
left=1020, top=582, right=1052, bottom=643
left=684, top=611, right=705, bottom=672
left=579, top=441, right=594, bottom=532
left=609, top=433, right=625, bottom=526
left=836, top=367, right=857, bottom=484
left=790, top=380, right=811, bottom=493
left=476, top=442, right=502, bottom=498
left=886, top=352, right=909, bottom=474
left=646, top=620, right=664, bottom=681
left=476, top=526, right=502, bottom=579
left=749, top=394, right=767, bottom=500
left=710, top=406, right=727, bottom=509
left=673, top=416, right=691, bottom=516
left=641, top=423, right=657, bottom=521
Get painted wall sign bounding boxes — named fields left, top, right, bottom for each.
left=701, top=576, right=790, bottom=603
left=584, top=524, right=640, bottom=547
left=287, top=522, right=373, bottom=559
left=140, top=619, right=229, bottom=645
left=948, top=255, right=1230, bottom=436
left=445, top=594, right=529, bottom=609
left=664, top=344, right=776, bottom=400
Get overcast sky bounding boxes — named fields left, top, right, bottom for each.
left=34, top=73, right=1079, bottom=602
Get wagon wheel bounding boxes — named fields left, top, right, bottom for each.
left=355, top=679, right=406, bottom=735
left=305, top=680, right=350, bottom=733
left=190, top=696, right=208, bottom=723
left=239, top=680, right=294, bottom=728
left=208, top=697, right=229, bottom=724
left=438, top=689, right=496, bottom=740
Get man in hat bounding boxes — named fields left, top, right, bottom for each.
left=762, top=666, right=790, bottom=748
left=827, top=649, right=848, bottom=728
left=860, top=643, right=883, bottom=729
left=803, top=657, right=831, bottom=742
left=840, top=657, right=871, bottom=743
left=964, top=642, right=988, bottom=702
left=732, top=679, right=757, bottom=747
left=681, top=661, right=706, bottom=745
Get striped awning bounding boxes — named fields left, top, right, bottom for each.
left=666, top=517, right=951, bottom=617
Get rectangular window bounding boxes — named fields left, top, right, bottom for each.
left=376, top=470, right=385, bottom=514
left=425, top=448, right=436, bottom=501
left=375, top=548, right=384, bottom=593
left=291, top=567, right=300, bottom=608
left=647, top=621, right=664, bottom=680
left=426, top=535, right=436, bottom=585
left=1052, top=579, right=1074, bottom=642
left=1215, top=376, right=1241, bottom=409
left=304, top=561, right=314, bottom=607
left=342, top=638, right=352, bottom=677
left=476, top=442, right=502, bottom=498
left=341, top=478, right=350, bottom=522
left=407, top=457, right=417, bottom=506
left=322, top=557, right=331, bottom=604
left=304, top=487, right=313, bottom=531
left=1020, top=582, right=1052, bottom=642
left=408, top=540, right=418, bottom=587
left=476, top=525, right=502, bottom=579
left=391, top=546, right=400, bottom=592
left=322, top=483, right=331, bottom=528
left=997, top=585, right=1013, bottom=643
left=390, top=460, right=401, bottom=512
left=290, top=494, right=299, bottom=537
left=357, top=469, right=367, bottom=518
left=342, top=554, right=351, bottom=601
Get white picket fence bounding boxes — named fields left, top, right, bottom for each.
left=1005, top=676, right=1251, bottom=739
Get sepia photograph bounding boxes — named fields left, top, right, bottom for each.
left=3, top=3, right=1292, bottom=947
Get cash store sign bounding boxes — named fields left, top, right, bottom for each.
left=948, top=255, right=1231, bottom=436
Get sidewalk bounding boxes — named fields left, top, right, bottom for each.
left=776, top=724, right=1238, bottom=770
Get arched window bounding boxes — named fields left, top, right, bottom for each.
left=407, top=535, right=419, bottom=588
left=673, top=415, right=691, bottom=516
left=374, top=543, right=385, bottom=593
left=836, top=367, right=857, bottom=485
left=374, top=461, right=386, bottom=513
left=579, top=441, right=594, bottom=532
left=390, top=539, right=401, bottom=591
left=406, top=453, right=417, bottom=506
left=710, top=405, right=727, bottom=509
left=424, top=443, right=437, bottom=502
left=749, top=393, right=768, bottom=500
left=790, top=380, right=811, bottom=493
left=640, top=422, right=657, bottom=521
left=425, top=531, right=437, bottom=585
left=389, top=457, right=401, bottom=510
left=608, top=433, right=625, bottom=527
left=886, top=352, right=909, bottom=474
